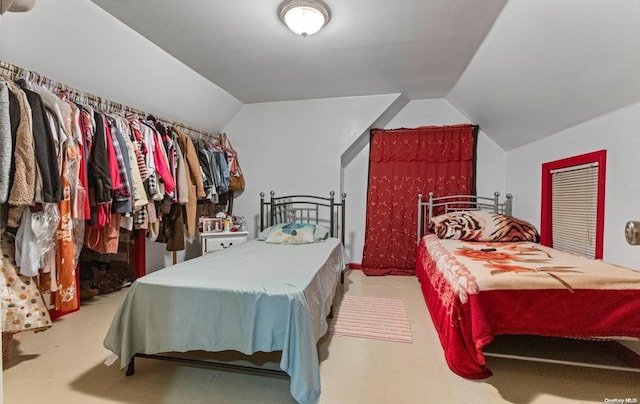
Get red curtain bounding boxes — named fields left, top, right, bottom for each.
left=361, top=125, right=477, bottom=276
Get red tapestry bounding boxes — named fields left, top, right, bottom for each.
left=361, top=125, right=477, bottom=276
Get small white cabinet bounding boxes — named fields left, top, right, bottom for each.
left=200, top=231, right=248, bottom=255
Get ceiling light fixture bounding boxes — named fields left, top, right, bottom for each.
left=278, top=0, right=331, bottom=38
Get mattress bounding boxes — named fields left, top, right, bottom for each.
left=416, top=234, right=640, bottom=378
left=104, top=238, right=348, bottom=404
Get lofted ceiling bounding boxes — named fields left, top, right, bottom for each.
left=89, top=0, right=507, bottom=104
left=89, top=0, right=640, bottom=150
left=449, top=0, right=640, bottom=150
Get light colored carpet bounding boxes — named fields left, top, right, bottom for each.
left=328, top=295, right=413, bottom=343
left=4, top=270, right=639, bottom=403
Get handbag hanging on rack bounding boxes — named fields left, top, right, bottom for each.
left=220, top=133, right=245, bottom=193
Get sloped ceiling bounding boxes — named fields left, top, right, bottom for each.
left=89, top=0, right=640, bottom=150
left=88, top=0, right=506, bottom=103
left=448, top=0, right=640, bottom=150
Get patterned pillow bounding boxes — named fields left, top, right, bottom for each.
left=429, top=210, right=540, bottom=242
left=258, top=223, right=329, bottom=242
left=265, top=223, right=315, bottom=244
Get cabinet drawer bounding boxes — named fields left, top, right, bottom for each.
left=202, top=234, right=248, bottom=254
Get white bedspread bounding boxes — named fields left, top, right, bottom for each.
left=103, top=238, right=348, bottom=404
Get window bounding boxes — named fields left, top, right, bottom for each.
left=540, top=150, right=606, bottom=259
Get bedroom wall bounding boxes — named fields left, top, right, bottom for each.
left=506, top=101, right=640, bottom=270
left=225, top=97, right=506, bottom=265
left=222, top=94, right=401, bottom=262
left=0, top=0, right=243, bottom=271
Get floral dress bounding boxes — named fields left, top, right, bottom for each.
left=1, top=230, right=52, bottom=334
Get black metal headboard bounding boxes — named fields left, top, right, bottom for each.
left=260, top=191, right=346, bottom=244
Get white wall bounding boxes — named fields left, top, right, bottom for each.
left=222, top=94, right=401, bottom=261
left=0, top=0, right=243, bottom=271
left=506, top=101, right=640, bottom=269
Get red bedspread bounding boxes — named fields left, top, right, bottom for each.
left=416, top=235, right=640, bottom=379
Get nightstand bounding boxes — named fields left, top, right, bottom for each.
left=200, top=231, right=249, bottom=255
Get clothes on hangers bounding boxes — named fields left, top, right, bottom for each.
left=193, top=137, right=231, bottom=203
left=0, top=67, right=244, bottom=325
left=0, top=77, right=11, bottom=203
left=173, top=127, right=205, bottom=238
left=16, top=79, right=61, bottom=203
left=4, top=79, right=36, bottom=207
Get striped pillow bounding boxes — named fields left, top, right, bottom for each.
left=429, top=210, right=539, bottom=242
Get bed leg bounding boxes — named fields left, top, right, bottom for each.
left=125, top=356, right=135, bottom=376
left=341, top=271, right=344, bottom=284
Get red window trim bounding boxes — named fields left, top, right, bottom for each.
left=540, top=150, right=606, bottom=259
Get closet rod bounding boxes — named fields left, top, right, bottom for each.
left=0, top=59, right=214, bottom=140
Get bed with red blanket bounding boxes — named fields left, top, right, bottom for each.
left=415, top=192, right=640, bottom=379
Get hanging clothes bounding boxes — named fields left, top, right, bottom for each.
left=14, top=207, right=43, bottom=277
left=213, top=148, right=230, bottom=194
left=70, top=103, right=89, bottom=220
left=1, top=230, right=52, bottom=334
left=33, top=82, right=81, bottom=312
left=115, top=115, right=147, bottom=210
left=1, top=62, right=245, bottom=322
left=174, top=137, right=189, bottom=205
left=88, top=109, right=113, bottom=207
left=16, top=80, right=61, bottom=203
left=54, top=140, right=79, bottom=313
left=195, top=141, right=218, bottom=202
left=0, top=77, right=11, bottom=203
left=107, top=117, right=133, bottom=214
left=4, top=79, right=36, bottom=208
left=174, top=127, right=205, bottom=238
left=143, top=120, right=175, bottom=198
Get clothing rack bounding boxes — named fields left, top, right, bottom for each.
left=0, top=59, right=223, bottom=272
left=0, top=59, right=214, bottom=141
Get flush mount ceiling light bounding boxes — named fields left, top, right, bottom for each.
left=1, top=0, right=36, bottom=14
left=278, top=0, right=331, bottom=38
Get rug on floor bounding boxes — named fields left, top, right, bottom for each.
left=328, top=295, right=413, bottom=343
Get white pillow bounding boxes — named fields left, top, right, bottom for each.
left=265, top=223, right=315, bottom=244
left=258, top=223, right=331, bottom=243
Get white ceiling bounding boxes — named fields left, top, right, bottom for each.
left=450, top=0, right=640, bottom=150
left=89, top=0, right=640, bottom=150
left=89, top=0, right=506, bottom=103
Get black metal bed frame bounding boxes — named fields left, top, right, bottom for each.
left=125, top=191, right=348, bottom=384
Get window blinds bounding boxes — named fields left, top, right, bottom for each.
left=551, top=162, right=598, bottom=258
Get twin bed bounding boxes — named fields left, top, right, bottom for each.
left=104, top=192, right=348, bottom=404
left=415, top=192, right=640, bottom=378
